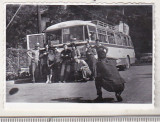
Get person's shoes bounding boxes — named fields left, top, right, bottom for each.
left=46, top=80, right=50, bottom=84
left=85, top=78, right=90, bottom=81
left=74, top=79, right=78, bottom=82
left=32, top=80, right=35, bottom=83
left=94, top=96, right=103, bottom=102
left=90, top=77, right=95, bottom=81
left=92, top=77, right=95, bottom=81
left=115, top=92, right=123, bottom=102
left=48, top=81, right=52, bottom=84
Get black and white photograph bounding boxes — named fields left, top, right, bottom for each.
left=6, top=4, right=153, bottom=103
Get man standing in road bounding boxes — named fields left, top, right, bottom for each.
left=71, top=43, right=81, bottom=60
left=52, top=47, right=61, bottom=83
left=39, top=44, right=49, bottom=82
left=71, top=43, right=81, bottom=81
left=27, top=43, right=40, bottom=83
left=60, top=44, right=72, bottom=83
left=85, top=42, right=97, bottom=80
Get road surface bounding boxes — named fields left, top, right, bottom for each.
left=6, top=65, right=152, bottom=103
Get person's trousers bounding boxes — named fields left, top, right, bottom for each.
left=52, top=63, right=60, bottom=82
left=31, top=61, right=39, bottom=82
left=81, top=67, right=91, bottom=79
left=60, top=62, right=70, bottom=81
left=95, top=77, right=102, bottom=96
left=95, top=77, right=125, bottom=96
left=88, top=61, right=97, bottom=78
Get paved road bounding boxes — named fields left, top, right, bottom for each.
left=6, top=65, right=152, bottom=103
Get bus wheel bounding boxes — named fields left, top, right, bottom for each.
left=126, top=56, right=130, bottom=69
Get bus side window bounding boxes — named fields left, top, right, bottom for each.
left=125, top=36, right=129, bottom=46
left=98, top=34, right=106, bottom=42
left=107, top=32, right=116, bottom=44
left=126, top=36, right=131, bottom=47
left=115, top=33, right=123, bottom=45
left=121, top=35, right=127, bottom=46
left=88, top=26, right=97, bottom=41
left=90, top=32, right=97, bottom=41
left=129, top=37, right=134, bottom=47
left=84, top=26, right=89, bottom=40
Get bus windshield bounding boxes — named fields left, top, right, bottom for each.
left=46, top=29, right=62, bottom=46
left=63, top=26, right=84, bottom=43
left=46, top=26, right=85, bottom=46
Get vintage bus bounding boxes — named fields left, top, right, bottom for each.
left=27, top=20, right=135, bottom=69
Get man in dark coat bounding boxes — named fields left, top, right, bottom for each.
left=95, top=39, right=125, bottom=102
left=39, top=44, right=49, bottom=82
left=52, top=47, right=61, bottom=82
left=60, top=44, right=72, bottom=82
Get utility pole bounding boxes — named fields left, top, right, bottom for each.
left=37, top=5, right=42, bottom=33
left=122, top=7, right=125, bottom=15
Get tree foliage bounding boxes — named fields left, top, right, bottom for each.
left=6, top=5, right=152, bottom=53
left=6, top=5, right=39, bottom=48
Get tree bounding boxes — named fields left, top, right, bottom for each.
left=6, top=5, right=39, bottom=48
left=6, top=5, right=152, bottom=54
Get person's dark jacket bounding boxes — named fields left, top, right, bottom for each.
left=96, top=58, right=125, bottom=92
left=60, top=49, right=72, bottom=61
left=95, top=45, right=108, bottom=59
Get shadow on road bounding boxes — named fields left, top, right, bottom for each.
left=9, top=88, right=19, bottom=95
left=136, top=73, right=152, bottom=78
left=132, top=63, right=152, bottom=66
left=51, top=97, right=115, bottom=103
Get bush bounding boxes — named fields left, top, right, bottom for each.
left=6, top=48, right=29, bottom=73
left=6, top=72, right=18, bottom=80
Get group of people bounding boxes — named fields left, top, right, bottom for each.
left=27, top=42, right=93, bottom=84
left=27, top=39, right=125, bottom=102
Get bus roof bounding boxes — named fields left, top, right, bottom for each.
left=45, top=20, right=96, bottom=32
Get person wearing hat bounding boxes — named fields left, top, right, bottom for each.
left=27, top=42, right=40, bottom=83
left=94, top=39, right=125, bottom=102
left=60, top=44, right=72, bottom=83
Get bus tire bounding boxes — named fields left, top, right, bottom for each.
left=126, top=56, right=130, bottom=69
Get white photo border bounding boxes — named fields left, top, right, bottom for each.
left=0, top=1, right=159, bottom=116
